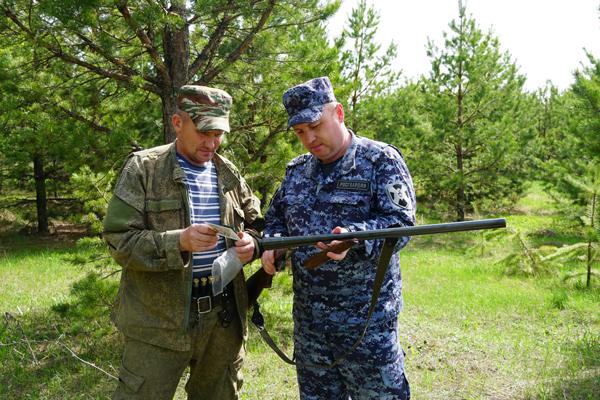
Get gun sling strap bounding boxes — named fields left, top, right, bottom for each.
left=250, top=236, right=399, bottom=369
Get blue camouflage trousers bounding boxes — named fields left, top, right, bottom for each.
left=294, top=317, right=410, bottom=400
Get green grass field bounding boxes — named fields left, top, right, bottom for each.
left=1, top=186, right=599, bottom=399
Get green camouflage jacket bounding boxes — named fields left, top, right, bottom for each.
left=103, top=142, right=262, bottom=351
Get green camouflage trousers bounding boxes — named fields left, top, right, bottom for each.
left=113, top=305, right=244, bottom=400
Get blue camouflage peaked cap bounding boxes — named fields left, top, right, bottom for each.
left=282, top=76, right=337, bottom=128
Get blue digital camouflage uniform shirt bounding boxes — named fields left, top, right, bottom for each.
left=264, top=132, right=416, bottom=333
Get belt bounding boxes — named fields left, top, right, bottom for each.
left=192, top=292, right=225, bottom=314
left=191, top=284, right=233, bottom=314
left=191, top=285, right=235, bottom=328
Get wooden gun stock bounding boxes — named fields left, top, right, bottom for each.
left=246, top=249, right=286, bottom=308
left=304, top=240, right=358, bottom=270
left=245, top=268, right=272, bottom=309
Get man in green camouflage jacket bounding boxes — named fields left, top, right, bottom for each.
left=103, top=85, right=263, bottom=399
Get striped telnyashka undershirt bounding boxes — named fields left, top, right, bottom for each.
left=176, top=153, right=225, bottom=280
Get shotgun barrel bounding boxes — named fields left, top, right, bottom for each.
left=246, top=218, right=506, bottom=308
left=258, top=218, right=506, bottom=251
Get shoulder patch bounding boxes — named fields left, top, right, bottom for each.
left=385, top=182, right=412, bottom=210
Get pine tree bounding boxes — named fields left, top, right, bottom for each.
left=0, top=0, right=335, bottom=143
left=335, top=0, right=399, bottom=132
left=418, top=1, right=531, bottom=220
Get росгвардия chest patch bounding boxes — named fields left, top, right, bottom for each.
left=335, top=180, right=370, bottom=192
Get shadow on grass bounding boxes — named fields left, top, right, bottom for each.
left=572, top=331, right=600, bottom=370
left=528, top=229, right=584, bottom=248
left=0, top=272, right=122, bottom=399
left=531, top=373, right=600, bottom=400
left=407, top=231, right=487, bottom=252
left=1, top=311, right=122, bottom=399
left=527, top=323, right=600, bottom=399
left=1, top=264, right=297, bottom=399
left=0, top=237, right=80, bottom=262
left=0, top=231, right=89, bottom=253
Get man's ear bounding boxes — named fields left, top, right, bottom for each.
left=335, top=103, right=345, bottom=123
left=171, top=113, right=182, bottom=132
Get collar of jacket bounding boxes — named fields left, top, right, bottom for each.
left=305, top=129, right=358, bottom=181
left=169, top=141, right=240, bottom=192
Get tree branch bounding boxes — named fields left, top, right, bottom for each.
left=188, top=0, right=237, bottom=79
left=1, top=198, right=79, bottom=208
left=73, top=31, right=159, bottom=86
left=201, top=0, right=276, bottom=83
left=3, top=312, right=38, bottom=365
left=263, top=14, right=329, bottom=30
left=2, top=8, right=160, bottom=94
left=60, top=342, right=119, bottom=381
left=253, top=124, right=287, bottom=161
left=55, top=105, right=111, bottom=134
left=116, top=1, right=170, bottom=86
left=461, top=97, right=497, bottom=127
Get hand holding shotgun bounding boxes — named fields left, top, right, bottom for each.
left=262, top=226, right=351, bottom=274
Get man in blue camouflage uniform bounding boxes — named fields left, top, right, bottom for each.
left=261, top=77, right=415, bottom=399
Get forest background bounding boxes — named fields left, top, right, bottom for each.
left=0, top=0, right=599, bottom=399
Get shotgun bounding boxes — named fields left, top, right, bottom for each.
left=246, top=218, right=506, bottom=308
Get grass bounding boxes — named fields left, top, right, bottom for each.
left=1, top=184, right=599, bottom=399
left=0, top=236, right=120, bottom=400
left=399, top=247, right=598, bottom=399
left=0, top=246, right=87, bottom=312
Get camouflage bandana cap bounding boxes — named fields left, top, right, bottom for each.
left=282, top=76, right=337, bottom=128
left=178, top=85, right=232, bottom=133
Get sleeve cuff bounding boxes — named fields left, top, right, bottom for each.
left=164, top=229, right=187, bottom=269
